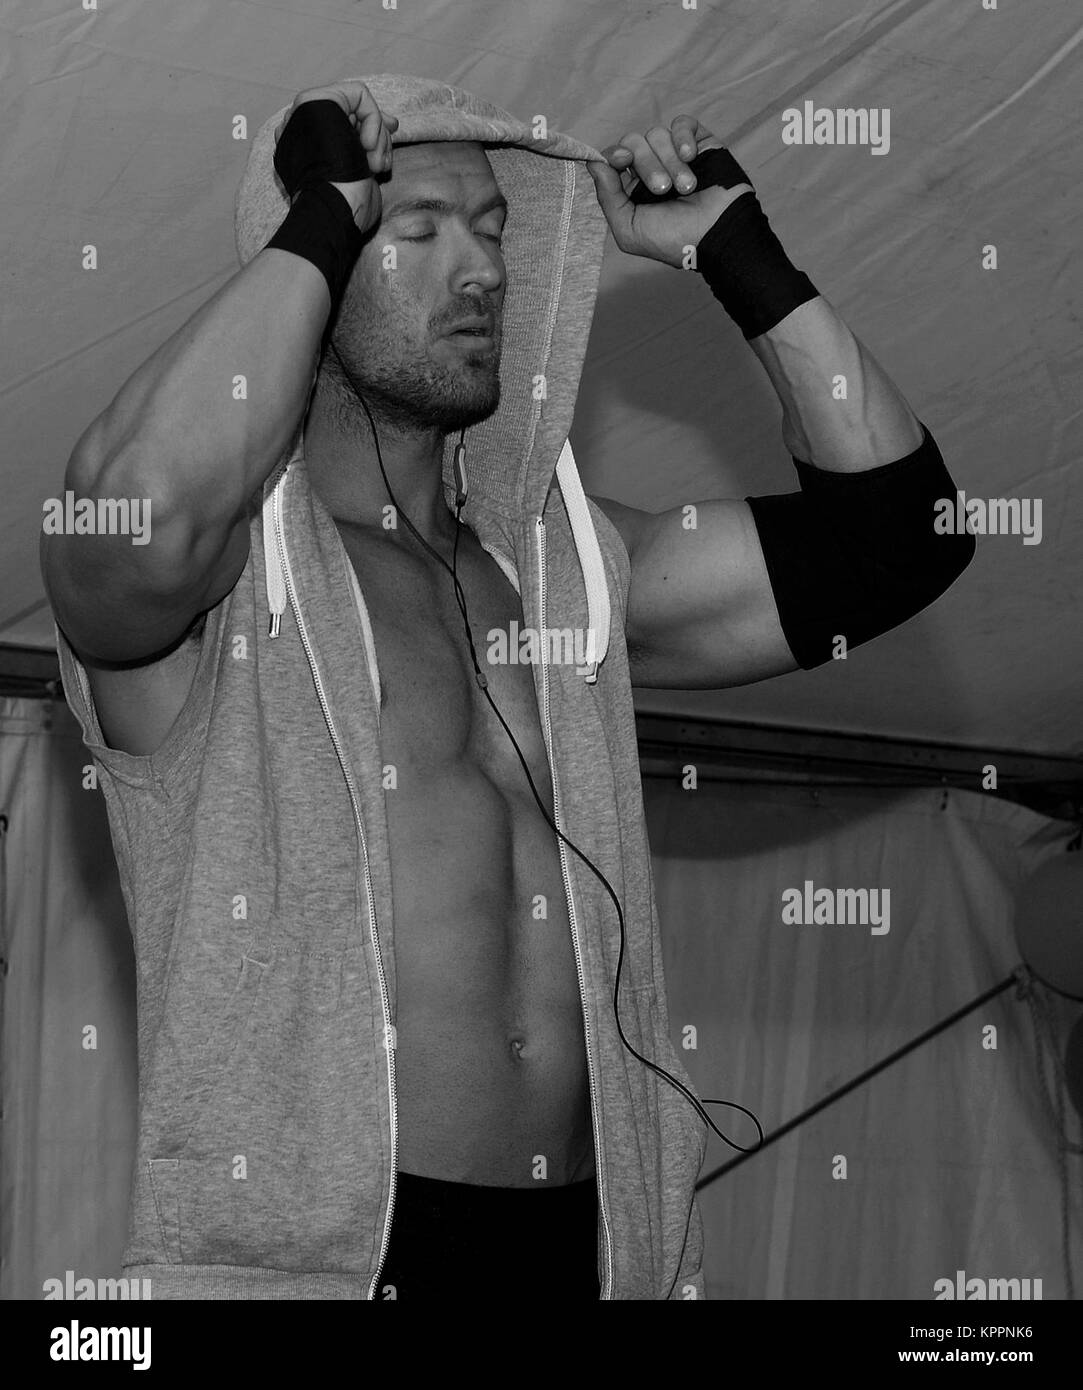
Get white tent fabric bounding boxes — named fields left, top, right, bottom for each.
left=3, top=695, right=1079, bottom=1298
left=646, top=777, right=1082, bottom=1299
left=3, top=0, right=1081, bottom=753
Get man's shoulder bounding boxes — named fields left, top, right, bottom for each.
left=587, top=493, right=649, bottom=561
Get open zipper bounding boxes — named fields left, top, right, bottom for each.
left=271, top=472, right=399, bottom=1301
left=271, top=471, right=614, bottom=1300
left=535, top=514, right=615, bottom=1299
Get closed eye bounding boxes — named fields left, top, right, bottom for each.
left=401, top=231, right=503, bottom=244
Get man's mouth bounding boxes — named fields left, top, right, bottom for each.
left=443, top=328, right=495, bottom=349
left=443, top=314, right=496, bottom=339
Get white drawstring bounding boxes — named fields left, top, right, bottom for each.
left=262, top=467, right=288, bottom=639
left=262, top=436, right=609, bottom=692
left=555, top=438, right=611, bottom=682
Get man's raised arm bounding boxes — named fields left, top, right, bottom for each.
left=41, top=84, right=394, bottom=670
left=587, top=117, right=975, bottom=689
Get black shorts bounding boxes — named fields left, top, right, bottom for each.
left=375, top=1169, right=601, bottom=1300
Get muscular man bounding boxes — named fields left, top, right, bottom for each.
left=41, top=76, right=973, bottom=1300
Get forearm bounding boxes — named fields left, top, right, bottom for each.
left=677, top=150, right=924, bottom=472
left=698, top=176, right=972, bottom=665
left=747, top=295, right=924, bottom=471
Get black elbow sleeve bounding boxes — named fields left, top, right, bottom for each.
left=745, top=423, right=976, bottom=670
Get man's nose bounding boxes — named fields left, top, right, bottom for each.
left=453, top=238, right=504, bottom=296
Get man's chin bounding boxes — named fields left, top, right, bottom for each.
left=429, top=353, right=501, bottom=430
left=445, top=385, right=501, bottom=432
left=433, top=339, right=497, bottom=378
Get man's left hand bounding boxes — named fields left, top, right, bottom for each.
left=587, top=116, right=754, bottom=268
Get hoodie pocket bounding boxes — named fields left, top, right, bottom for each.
left=146, top=943, right=388, bottom=1274
left=637, top=989, right=708, bottom=1295
left=630, top=987, right=709, bottom=1173
left=169, top=952, right=269, bottom=1153
left=650, top=1002, right=709, bottom=1176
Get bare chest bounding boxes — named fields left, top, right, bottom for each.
left=337, top=521, right=554, bottom=794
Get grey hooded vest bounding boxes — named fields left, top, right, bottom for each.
left=54, top=74, right=708, bottom=1299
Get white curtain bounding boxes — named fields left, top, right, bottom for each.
left=1, top=694, right=136, bottom=1300
left=646, top=776, right=1082, bottom=1299
left=3, top=695, right=1080, bottom=1298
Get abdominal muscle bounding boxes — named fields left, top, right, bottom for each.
left=335, top=518, right=597, bottom=1189
left=388, top=757, right=596, bottom=1188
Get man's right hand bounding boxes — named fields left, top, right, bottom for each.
left=274, top=81, right=399, bottom=236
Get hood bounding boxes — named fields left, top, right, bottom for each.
left=234, top=73, right=614, bottom=680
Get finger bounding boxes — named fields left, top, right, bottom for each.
left=617, top=131, right=672, bottom=196
left=586, top=158, right=632, bottom=244
left=355, top=90, right=388, bottom=155
left=670, top=115, right=709, bottom=161
left=335, top=80, right=399, bottom=126
left=599, top=144, right=634, bottom=169
left=587, top=157, right=629, bottom=210
left=645, top=124, right=697, bottom=193
left=328, top=83, right=396, bottom=153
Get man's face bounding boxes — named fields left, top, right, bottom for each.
left=331, top=141, right=507, bottom=432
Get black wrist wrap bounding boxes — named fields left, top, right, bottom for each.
left=627, top=144, right=819, bottom=338
left=266, top=183, right=366, bottom=305
left=745, top=424, right=976, bottom=669
left=264, top=99, right=372, bottom=305
left=696, top=192, right=820, bottom=339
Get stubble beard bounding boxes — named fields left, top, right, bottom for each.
left=329, top=325, right=501, bottom=437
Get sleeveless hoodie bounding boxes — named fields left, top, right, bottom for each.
left=53, top=74, right=708, bottom=1299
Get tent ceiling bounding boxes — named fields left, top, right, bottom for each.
left=4, top=0, right=1080, bottom=755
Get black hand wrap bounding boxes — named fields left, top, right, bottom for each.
left=265, top=99, right=373, bottom=306
left=630, top=145, right=819, bottom=339
left=746, top=424, right=976, bottom=669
